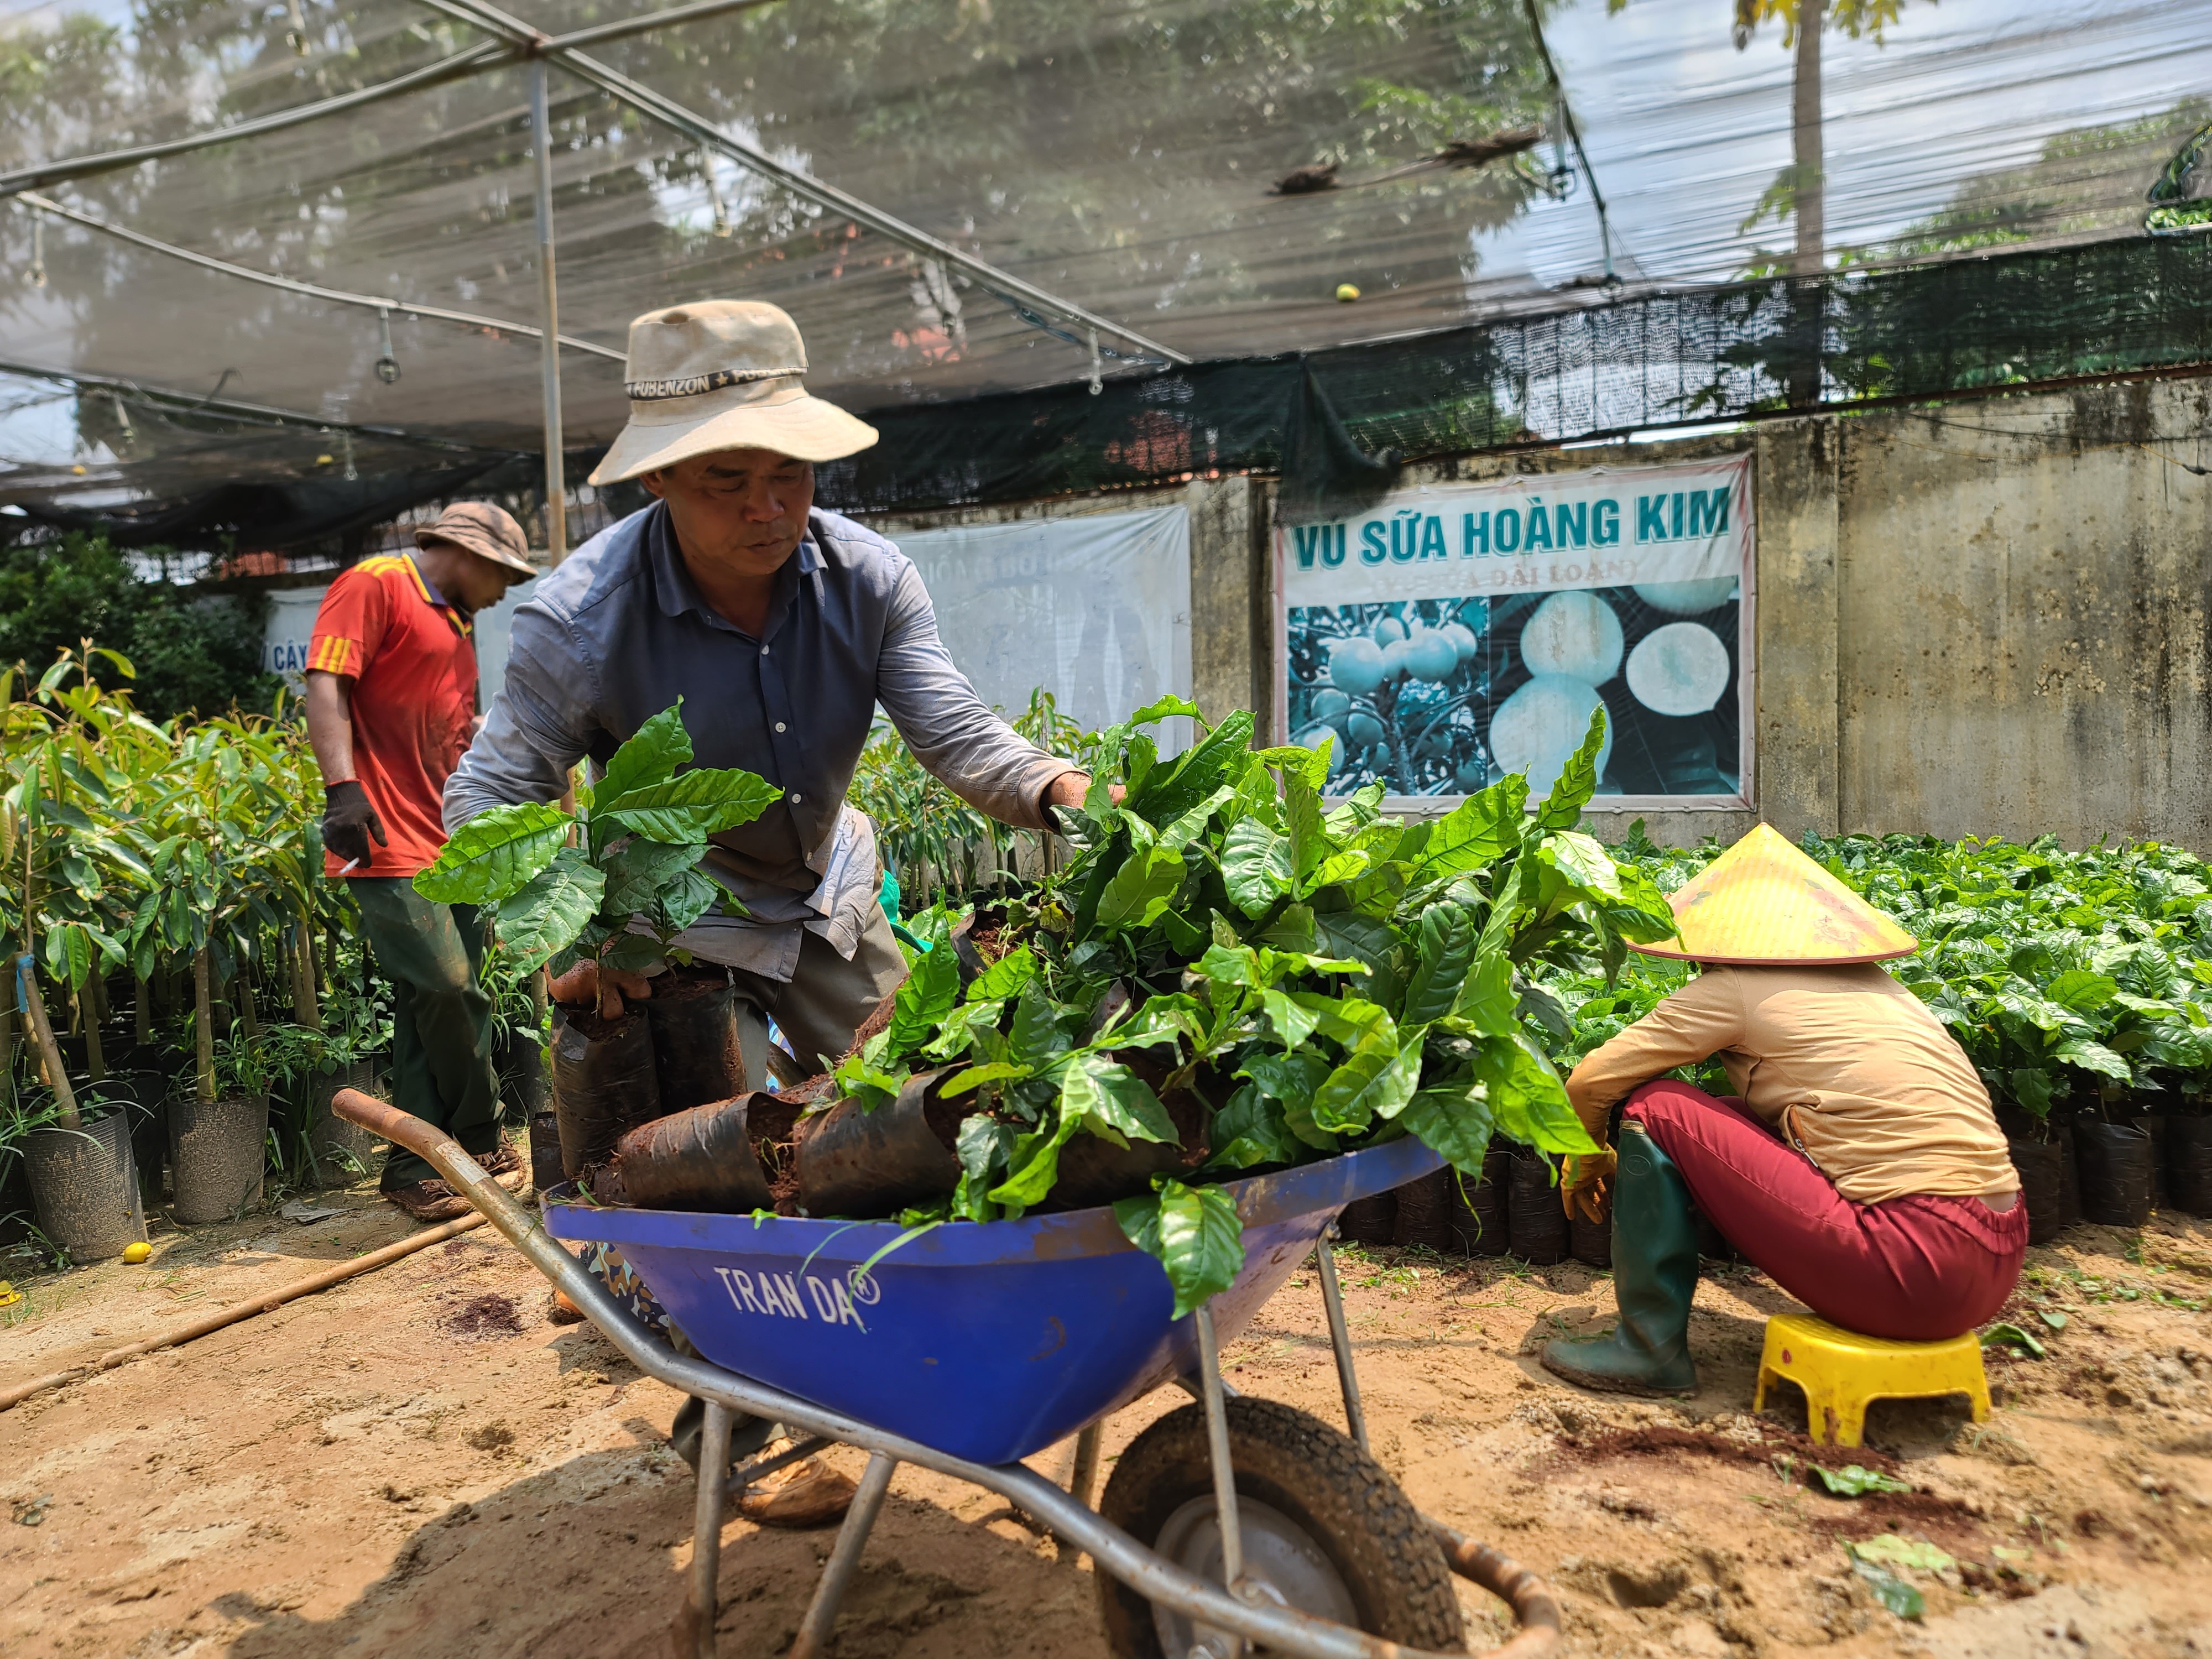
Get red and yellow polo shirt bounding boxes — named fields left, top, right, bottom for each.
left=308, top=554, right=477, bottom=877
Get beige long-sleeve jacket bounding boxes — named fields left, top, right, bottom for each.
left=1563, top=963, right=2018, bottom=1204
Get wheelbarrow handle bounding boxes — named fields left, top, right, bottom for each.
left=327, top=1091, right=1561, bottom=1659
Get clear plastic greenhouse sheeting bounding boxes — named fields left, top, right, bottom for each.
left=0, top=0, right=2206, bottom=514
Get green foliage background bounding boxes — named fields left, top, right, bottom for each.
left=0, top=533, right=276, bottom=721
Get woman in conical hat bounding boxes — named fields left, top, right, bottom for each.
left=1541, top=825, right=2026, bottom=1399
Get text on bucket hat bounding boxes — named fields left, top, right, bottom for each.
left=587, top=301, right=878, bottom=486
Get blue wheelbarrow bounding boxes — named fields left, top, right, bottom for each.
left=335, top=1090, right=1561, bottom=1659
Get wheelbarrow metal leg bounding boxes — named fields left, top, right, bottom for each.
left=1069, top=1421, right=1102, bottom=1510
left=1193, top=1303, right=1246, bottom=1659
left=1314, top=1233, right=1369, bottom=1452
left=674, top=1401, right=735, bottom=1658
left=790, top=1452, right=896, bottom=1659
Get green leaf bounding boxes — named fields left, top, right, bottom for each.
left=1240, top=1050, right=1332, bottom=1105
left=1309, top=1019, right=1418, bottom=1135
left=44, top=922, right=92, bottom=989
left=601, top=768, right=782, bottom=843
left=1222, top=820, right=1292, bottom=917
left=1115, top=1179, right=1245, bottom=1319
left=1259, top=988, right=1321, bottom=1050
left=921, top=999, right=1007, bottom=1061
left=1206, top=1084, right=1302, bottom=1171
left=1283, top=766, right=1327, bottom=890
left=1094, top=844, right=1187, bottom=933
left=968, top=945, right=1039, bottom=1003
left=1534, top=703, right=1606, bottom=829
left=1007, top=982, right=1072, bottom=1073
left=885, top=914, right=962, bottom=1060
left=1402, top=904, right=1475, bottom=1026
left=952, top=1115, right=1016, bottom=1220
left=1396, top=1079, right=1498, bottom=1174
left=414, top=802, right=570, bottom=904
left=2034, top=1307, right=2068, bottom=1332
left=1850, top=1535, right=1955, bottom=1573
left=942, top=1060, right=1029, bottom=1098
left=2046, top=968, right=2119, bottom=1014
left=596, top=702, right=692, bottom=804
left=1540, top=829, right=1624, bottom=900
left=600, top=837, right=706, bottom=917
left=1448, top=950, right=1517, bottom=1036
left=1809, top=1463, right=1912, bottom=1496
left=493, top=848, right=607, bottom=969
left=1980, top=1321, right=2046, bottom=1358
left=1845, top=1554, right=1925, bottom=1621
left=1475, top=1032, right=1595, bottom=1155
left=2053, top=1037, right=2130, bottom=1081
left=989, top=1111, right=1081, bottom=1209
left=1063, top=1054, right=1178, bottom=1145
left=656, top=866, right=724, bottom=933
left=834, top=1050, right=906, bottom=1111
left=1403, top=776, right=1527, bottom=878
left=1136, top=713, right=1255, bottom=825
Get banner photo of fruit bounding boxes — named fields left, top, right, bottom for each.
left=1271, top=456, right=1751, bottom=806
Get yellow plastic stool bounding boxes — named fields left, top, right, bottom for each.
left=1752, top=1313, right=1990, bottom=1447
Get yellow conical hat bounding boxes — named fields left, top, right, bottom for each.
left=1632, top=823, right=1917, bottom=965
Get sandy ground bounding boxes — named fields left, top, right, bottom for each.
left=3, top=1155, right=2211, bottom=1659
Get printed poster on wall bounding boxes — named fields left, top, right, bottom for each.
left=1273, top=456, right=1752, bottom=807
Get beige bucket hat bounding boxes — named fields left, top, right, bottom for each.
left=587, top=301, right=879, bottom=486
left=414, top=500, right=536, bottom=576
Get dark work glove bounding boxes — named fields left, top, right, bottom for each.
left=322, top=779, right=387, bottom=869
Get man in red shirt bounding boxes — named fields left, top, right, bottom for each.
left=304, top=503, right=537, bottom=1222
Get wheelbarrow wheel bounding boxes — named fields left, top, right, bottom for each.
left=1097, top=1397, right=1464, bottom=1658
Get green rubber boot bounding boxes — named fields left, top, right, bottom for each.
left=1541, top=1121, right=1699, bottom=1397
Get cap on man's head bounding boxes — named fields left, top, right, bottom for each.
left=587, top=300, right=879, bottom=487
left=414, top=501, right=535, bottom=577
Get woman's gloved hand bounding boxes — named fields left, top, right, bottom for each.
left=1561, top=1146, right=1618, bottom=1225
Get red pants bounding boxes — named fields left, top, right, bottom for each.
left=1624, top=1082, right=2028, bottom=1342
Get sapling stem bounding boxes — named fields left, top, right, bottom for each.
left=82, top=985, right=106, bottom=1083
left=17, top=959, right=81, bottom=1131
left=133, top=973, right=150, bottom=1045
left=192, top=948, right=216, bottom=1105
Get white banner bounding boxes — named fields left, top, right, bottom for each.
left=1272, top=457, right=1752, bottom=808
left=893, top=505, right=1193, bottom=750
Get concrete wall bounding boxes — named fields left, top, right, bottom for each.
left=863, top=373, right=2212, bottom=849
left=1834, top=378, right=2212, bottom=847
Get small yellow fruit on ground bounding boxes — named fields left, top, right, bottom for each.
left=122, top=1241, right=152, bottom=1264
left=1335, top=283, right=1360, bottom=302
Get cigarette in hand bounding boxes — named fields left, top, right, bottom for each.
left=337, top=857, right=362, bottom=875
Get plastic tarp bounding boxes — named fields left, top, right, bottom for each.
left=890, top=505, right=1192, bottom=752
left=0, top=0, right=2208, bottom=531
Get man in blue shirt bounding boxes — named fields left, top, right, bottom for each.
left=444, top=299, right=1097, bottom=1525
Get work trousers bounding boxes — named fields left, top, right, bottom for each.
left=350, top=878, right=500, bottom=1187
left=1624, top=1081, right=2029, bottom=1341
left=723, top=904, right=910, bottom=1081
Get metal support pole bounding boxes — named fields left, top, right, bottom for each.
left=1314, top=1232, right=1369, bottom=1452
left=1068, top=1421, right=1102, bottom=1511
left=1193, top=1304, right=1246, bottom=1659
left=790, top=1452, right=896, bottom=1659
left=674, top=1401, right=735, bottom=1658
left=528, top=60, right=568, bottom=565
